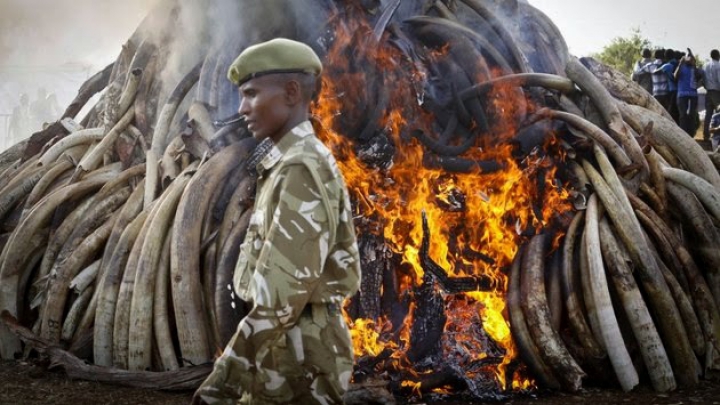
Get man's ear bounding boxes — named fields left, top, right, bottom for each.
left=284, top=80, right=301, bottom=105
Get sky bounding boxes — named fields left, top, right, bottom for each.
left=1, top=1, right=716, bottom=70
left=530, top=0, right=719, bottom=61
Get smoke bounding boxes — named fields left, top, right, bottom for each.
left=156, top=0, right=335, bottom=80
left=0, top=0, right=159, bottom=68
left=151, top=0, right=336, bottom=118
left=0, top=0, right=160, bottom=149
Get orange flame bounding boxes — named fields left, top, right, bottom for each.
left=312, top=7, right=571, bottom=395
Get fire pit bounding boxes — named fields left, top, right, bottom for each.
left=1, top=1, right=719, bottom=403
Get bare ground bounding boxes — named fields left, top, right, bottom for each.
left=3, top=359, right=720, bottom=405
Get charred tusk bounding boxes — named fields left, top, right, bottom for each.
left=540, top=109, right=632, bottom=170
left=171, top=138, right=255, bottom=366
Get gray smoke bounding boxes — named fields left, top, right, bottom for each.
left=0, top=0, right=346, bottom=149
left=0, top=0, right=159, bottom=149
left=0, top=0, right=157, bottom=68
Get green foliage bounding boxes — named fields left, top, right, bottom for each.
left=593, top=29, right=651, bottom=76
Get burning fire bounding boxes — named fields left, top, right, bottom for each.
left=312, top=6, right=571, bottom=396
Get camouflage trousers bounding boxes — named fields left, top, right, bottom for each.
left=197, top=303, right=354, bottom=405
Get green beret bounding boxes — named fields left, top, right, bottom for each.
left=227, top=38, right=322, bottom=86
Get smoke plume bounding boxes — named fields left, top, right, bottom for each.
left=0, top=0, right=158, bottom=68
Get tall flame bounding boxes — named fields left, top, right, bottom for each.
left=312, top=6, right=571, bottom=395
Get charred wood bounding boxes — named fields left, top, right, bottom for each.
left=407, top=272, right=446, bottom=364
left=391, top=365, right=465, bottom=396
left=354, top=348, right=394, bottom=383
left=345, top=378, right=397, bottom=405
left=355, top=131, right=396, bottom=170
left=358, top=233, right=387, bottom=320
left=420, top=211, right=497, bottom=293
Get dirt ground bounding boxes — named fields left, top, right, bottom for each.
left=3, top=359, right=720, bottom=405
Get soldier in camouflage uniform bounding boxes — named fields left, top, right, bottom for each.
left=192, top=38, right=361, bottom=405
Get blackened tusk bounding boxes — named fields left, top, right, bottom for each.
left=423, top=153, right=504, bottom=174
left=452, top=83, right=472, bottom=127
left=439, top=114, right=459, bottom=145
left=466, top=96, right=490, bottom=134
left=463, top=247, right=496, bottom=265
left=413, top=129, right=476, bottom=156
left=358, top=84, right=390, bottom=141
left=372, top=0, right=402, bottom=42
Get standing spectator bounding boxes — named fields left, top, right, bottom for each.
left=30, top=87, right=53, bottom=130
left=46, top=93, right=61, bottom=120
left=632, top=48, right=655, bottom=94
left=659, top=49, right=680, bottom=123
left=675, top=51, right=701, bottom=136
left=703, top=49, right=720, bottom=140
left=709, top=105, right=720, bottom=151
left=9, top=93, right=31, bottom=140
left=645, top=49, right=671, bottom=108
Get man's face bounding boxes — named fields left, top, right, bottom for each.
left=238, top=75, right=291, bottom=142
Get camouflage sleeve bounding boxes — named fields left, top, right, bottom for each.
left=194, top=162, right=331, bottom=402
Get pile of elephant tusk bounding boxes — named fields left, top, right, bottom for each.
left=1, top=0, right=720, bottom=396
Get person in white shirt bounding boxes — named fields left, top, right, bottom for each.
left=703, top=49, right=720, bottom=140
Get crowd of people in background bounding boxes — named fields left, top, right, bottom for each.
left=632, top=47, right=720, bottom=151
left=8, top=87, right=61, bottom=140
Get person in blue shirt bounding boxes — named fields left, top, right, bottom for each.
left=674, top=51, right=702, bottom=136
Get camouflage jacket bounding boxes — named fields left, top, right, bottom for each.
left=233, top=120, right=360, bottom=305
left=196, top=121, right=360, bottom=403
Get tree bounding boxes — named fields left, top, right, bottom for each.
left=593, top=29, right=651, bottom=76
